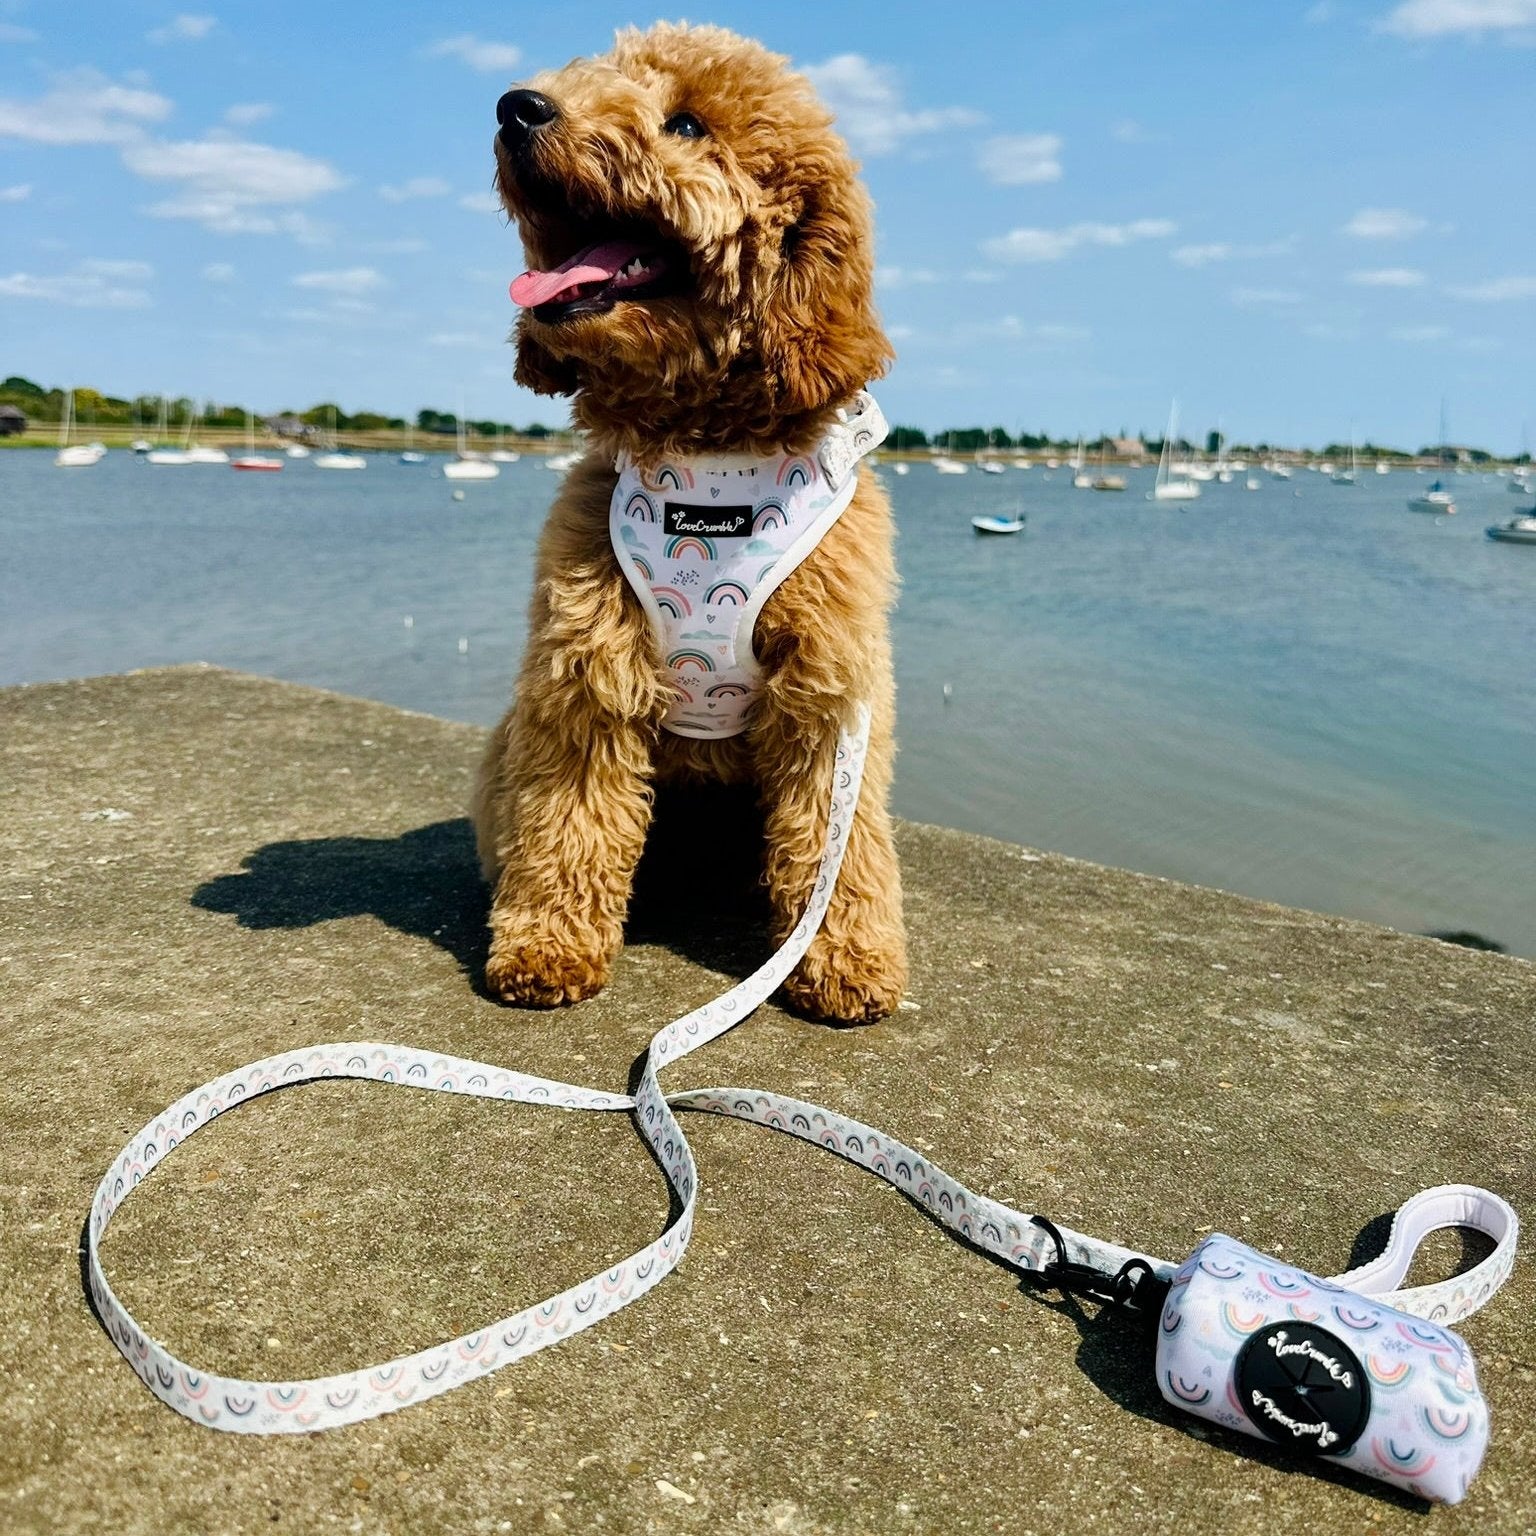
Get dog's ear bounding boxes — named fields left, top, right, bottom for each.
left=754, top=176, right=894, bottom=416
left=513, top=321, right=581, bottom=396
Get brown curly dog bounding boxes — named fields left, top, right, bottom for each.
left=472, top=23, right=906, bottom=1025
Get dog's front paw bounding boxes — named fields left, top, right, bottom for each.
left=485, top=934, right=611, bottom=1008
left=784, top=939, right=907, bottom=1027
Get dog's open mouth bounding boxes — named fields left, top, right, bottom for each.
left=510, top=235, right=686, bottom=324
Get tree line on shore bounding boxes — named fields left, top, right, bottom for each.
left=0, top=376, right=552, bottom=439
left=3, top=376, right=1519, bottom=462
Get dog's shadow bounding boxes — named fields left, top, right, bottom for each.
left=191, top=783, right=774, bottom=993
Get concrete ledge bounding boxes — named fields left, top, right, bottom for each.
left=2, top=666, right=1531, bottom=1535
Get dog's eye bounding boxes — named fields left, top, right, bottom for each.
left=662, top=111, right=707, bottom=140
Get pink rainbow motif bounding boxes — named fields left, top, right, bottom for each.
left=1373, top=1437, right=1436, bottom=1477
left=776, top=456, right=816, bottom=487
left=1423, top=1405, right=1472, bottom=1440
left=651, top=585, right=693, bottom=618
left=1220, top=1302, right=1268, bottom=1338
left=1165, top=1370, right=1212, bottom=1406
left=643, top=463, right=694, bottom=492
left=752, top=503, right=788, bottom=533
left=667, top=649, right=716, bottom=674
left=705, top=579, right=751, bottom=606
left=1258, top=1270, right=1311, bottom=1299
left=1366, top=1354, right=1413, bottom=1388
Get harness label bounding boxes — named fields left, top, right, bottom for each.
left=664, top=500, right=753, bottom=537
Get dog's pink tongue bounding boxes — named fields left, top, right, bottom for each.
left=509, top=240, right=645, bottom=308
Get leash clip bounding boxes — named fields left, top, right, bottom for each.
left=1029, top=1217, right=1168, bottom=1314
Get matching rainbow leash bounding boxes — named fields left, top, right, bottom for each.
left=86, top=705, right=1517, bottom=1502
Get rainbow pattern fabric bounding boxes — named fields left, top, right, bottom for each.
left=1157, top=1233, right=1501, bottom=1504
left=610, top=391, right=887, bottom=738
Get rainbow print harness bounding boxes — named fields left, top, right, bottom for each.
left=609, top=391, right=888, bottom=738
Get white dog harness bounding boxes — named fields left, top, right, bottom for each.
left=609, top=391, right=888, bottom=738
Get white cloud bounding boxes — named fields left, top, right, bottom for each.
left=1378, top=0, right=1536, bottom=35
left=1342, top=207, right=1428, bottom=239
left=427, top=331, right=499, bottom=349
left=203, top=261, right=235, bottom=282
left=1349, top=267, right=1427, bottom=286
left=876, top=266, right=943, bottom=289
left=977, top=133, right=1063, bottom=186
left=78, top=258, right=154, bottom=280
left=1305, top=2, right=1336, bottom=21
left=1171, top=237, right=1296, bottom=267
left=1446, top=274, right=1536, bottom=300
left=459, top=191, right=504, bottom=214
left=982, top=218, right=1176, bottom=263
left=123, top=134, right=344, bottom=236
left=292, top=266, right=386, bottom=295
left=1390, top=324, right=1451, bottom=340
left=0, top=183, right=31, bottom=203
left=149, top=14, right=216, bottom=44
left=224, top=102, right=274, bottom=127
left=1231, top=287, right=1304, bottom=305
left=801, top=54, right=981, bottom=156
left=1110, top=119, right=1149, bottom=143
left=427, top=34, right=523, bottom=73
left=0, top=264, right=151, bottom=308
left=380, top=176, right=451, bottom=203
left=0, top=23, right=39, bottom=43
left=0, top=69, right=172, bottom=145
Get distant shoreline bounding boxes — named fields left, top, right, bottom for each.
left=1, top=428, right=1530, bottom=474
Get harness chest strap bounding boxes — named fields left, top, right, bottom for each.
left=87, top=706, right=1518, bottom=1436
left=609, top=391, right=888, bottom=739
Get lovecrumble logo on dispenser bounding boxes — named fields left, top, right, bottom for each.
left=1234, top=1321, right=1372, bottom=1455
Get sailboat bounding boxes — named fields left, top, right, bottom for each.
left=399, top=423, right=426, bottom=465
left=146, top=396, right=190, bottom=465
left=1071, top=434, right=1092, bottom=489
left=231, top=410, right=283, bottom=471
left=932, top=431, right=968, bottom=474
left=182, top=403, right=230, bottom=464
left=54, top=389, right=107, bottom=466
left=313, top=406, right=366, bottom=470
left=442, top=407, right=499, bottom=480
left=1091, top=437, right=1125, bottom=492
left=1407, top=403, right=1456, bottom=515
left=1149, top=401, right=1199, bottom=501
left=488, top=425, right=520, bottom=464
left=1330, top=426, right=1359, bottom=485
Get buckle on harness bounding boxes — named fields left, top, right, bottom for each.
left=1028, top=1216, right=1169, bottom=1315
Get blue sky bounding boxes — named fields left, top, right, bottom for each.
left=1, top=0, right=1531, bottom=450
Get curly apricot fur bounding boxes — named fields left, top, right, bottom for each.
left=473, top=24, right=906, bottom=1024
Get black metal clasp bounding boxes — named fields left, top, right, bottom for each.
left=1028, top=1216, right=1170, bottom=1316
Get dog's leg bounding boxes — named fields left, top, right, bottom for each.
left=478, top=711, right=655, bottom=1006
left=474, top=460, right=665, bottom=1008
left=754, top=696, right=907, bottom=1026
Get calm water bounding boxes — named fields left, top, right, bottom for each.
left=3, top=450, right=1532, bottom=957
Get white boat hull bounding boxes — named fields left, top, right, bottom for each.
left=971, top=515, right=1025, bottom=535
left=314, top=453, right=367, bottom=470
left=1151, top=481, right=1200, bottom=501
left=1407, top=495, right=1455, bottom=515
left=145, top=449, right=191, bottom=465
left=442, top=458, right=499, bottom=480
left=55, top=444, right=106, bottom=467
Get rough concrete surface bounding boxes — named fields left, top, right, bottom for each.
left=1, top=666, right=1531, bottom=1536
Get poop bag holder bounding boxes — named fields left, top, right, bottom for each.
left=1152, top=1187, right=1516, bottom=1505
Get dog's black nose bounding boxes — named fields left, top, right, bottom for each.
left=497, top=89, right=559, bottom=148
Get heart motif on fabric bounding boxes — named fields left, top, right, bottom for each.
left=710, top=487, right=720, bottom=498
